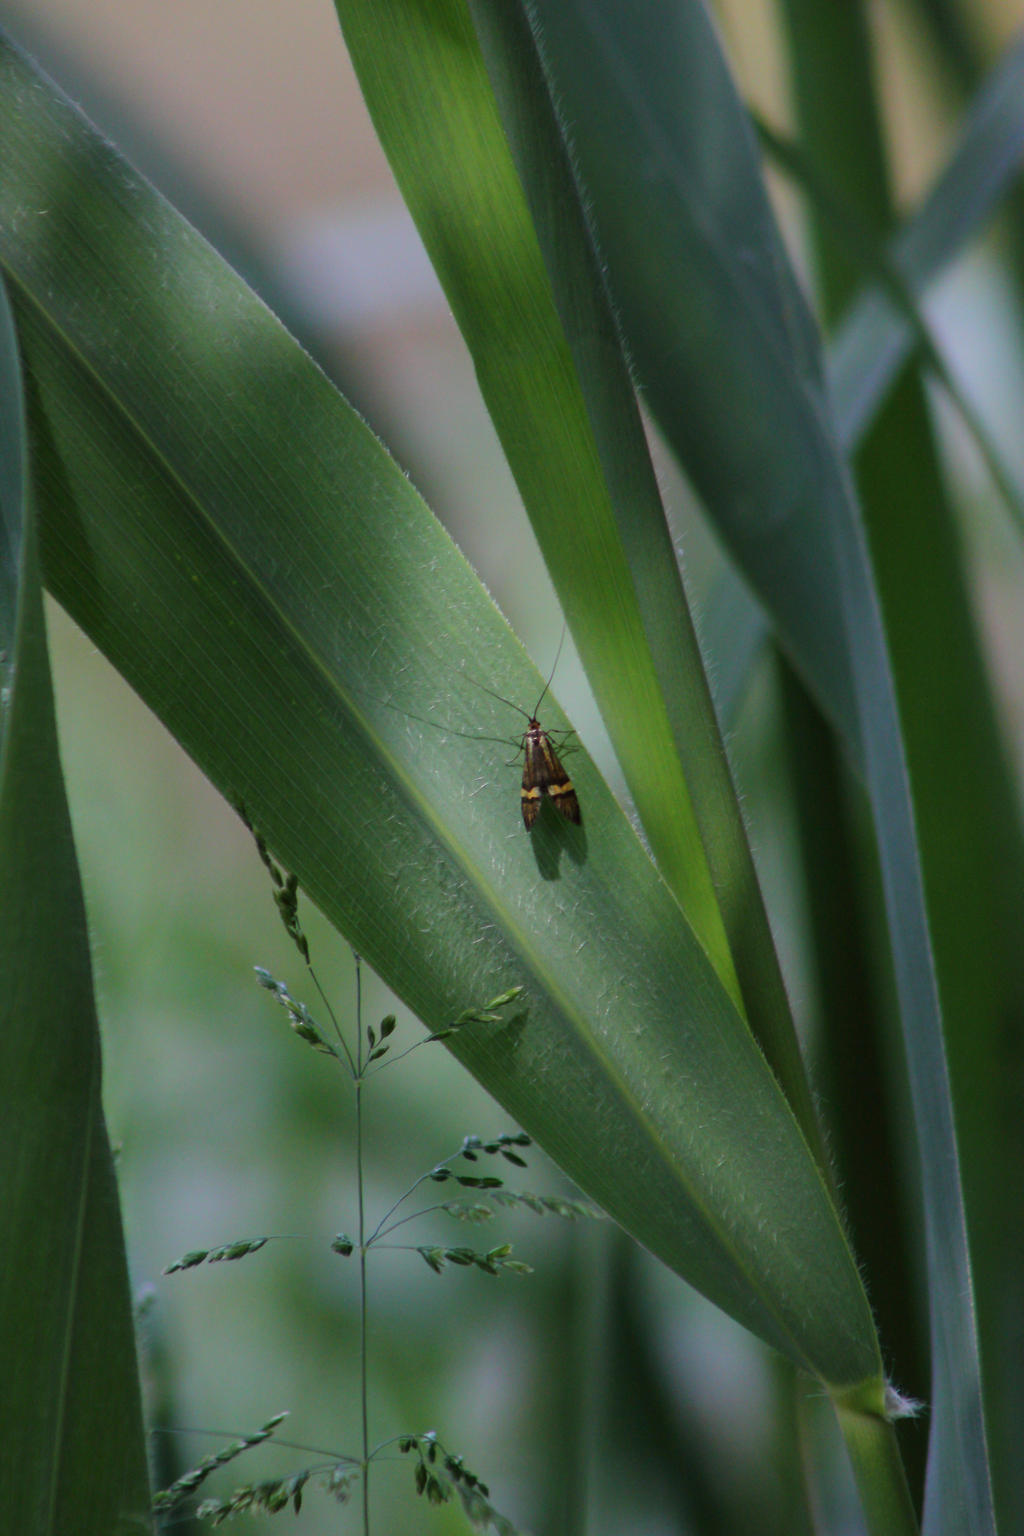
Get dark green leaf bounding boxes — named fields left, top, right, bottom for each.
left=0, top=272, right=151, bottom=1536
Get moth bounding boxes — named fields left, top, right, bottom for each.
left=383, top=630, right=582, bottom=830
left=469, top=638, right=581, bottom=830
left=518, top=713, right=581, bottom=830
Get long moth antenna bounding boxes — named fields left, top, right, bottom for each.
left=532, top=622, right=567, bottom=719
left=462, top=675, right=532, bottom=723
left=377, top=694, right=519, bottom=749
left=461, top=621, right=568, bottom=721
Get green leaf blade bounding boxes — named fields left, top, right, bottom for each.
left=331, top=0, right=835, bottom=1211
left=332, top=0, right=745, bottom=1002
left=521, top=3, right=1001, bottom=1530
left=830, top=35, right=1024, bottom=451
left=0, top=271, right=152, bottom=1535
left=781, top=11, right=1024, bottom=1526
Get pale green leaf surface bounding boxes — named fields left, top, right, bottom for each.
left=330, top=0, right=829, bottom=1192
left=0, top=275, right=152, bottom=1534
left=0, top=33, right=880, bottom=1391
left=521, top=2, right=995, bottom=1529
left=330, top=0, right=738, bottom=1007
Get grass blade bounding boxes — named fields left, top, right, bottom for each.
left=0, top=273, right=152, bottom=1536
left=521, top=3, right=1000, bottom=1528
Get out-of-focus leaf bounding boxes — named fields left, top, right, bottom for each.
left=782, top=7, right=1024, bottom=1526
left=705, top=38, right=1024, bottom=718
left=0, top=273, right=152, bottom=1534
left=521, top=2, right=998, bottom=1528
left=830, top=34, right=1024, bottom=448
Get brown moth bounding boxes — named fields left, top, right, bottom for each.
left=391, top=629, right=582, bottom=830
left=519, top=715, right=581, bottom=830
left=473, top=630, right=581, bottom=830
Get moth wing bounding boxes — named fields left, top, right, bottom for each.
left=521, top=727, right=544, bottom=829
left=523, top=723, right=581, bottom=828
left=544, top=743, right=581, bottom=824
left=546, top=774, right=581, bottom=824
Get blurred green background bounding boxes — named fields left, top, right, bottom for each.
left=4, top=0, right=1024, bottom=1531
